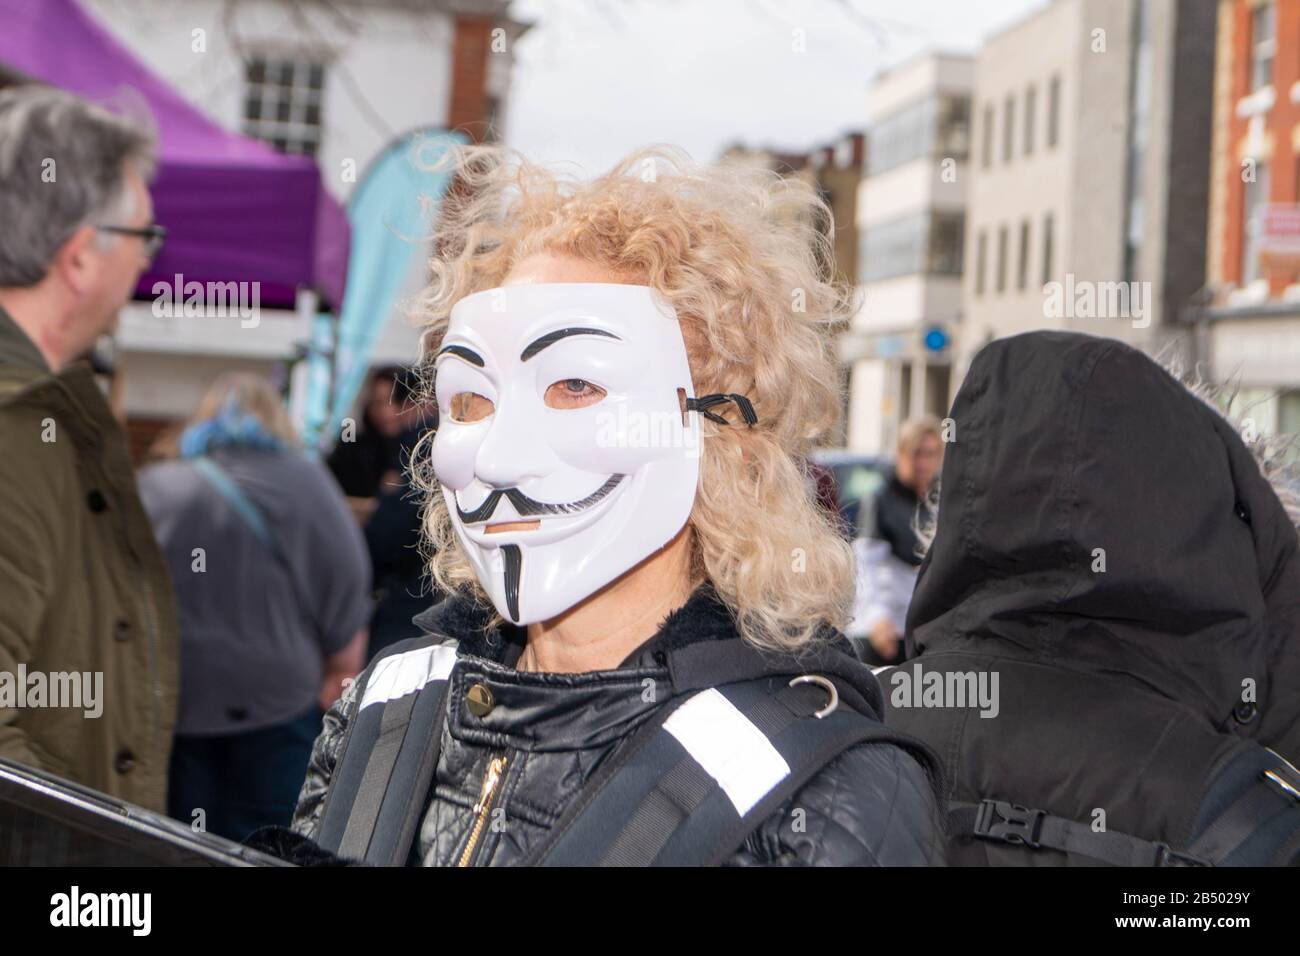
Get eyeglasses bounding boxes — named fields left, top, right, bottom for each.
left=96, top=223, right=167, bottom=264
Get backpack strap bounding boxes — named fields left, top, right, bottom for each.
left=530, top=673, right=936, bottom=867
left=1183, top=748, right=1300, bottom=866
left=949, top=800, right=1209, bottom=866
left=315, top=641, right=458, bottom=865
left=951, top=750, right=1300, bottom=867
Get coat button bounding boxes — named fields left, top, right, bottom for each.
left=466, top=682, right=494, bottom=718
left=113, top=618, right=131, bottom=642
left=1233, top=700, right=1258, bottom=724
left=114, top=748, right=136, bottom=774
left=87, top=489, right=108, bottom=513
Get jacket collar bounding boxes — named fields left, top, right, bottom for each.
left=0, top=304, right=52, bottom=375
left=413, top=584, right=884, bottom=719
left=412, top=584, right=737, bottom=666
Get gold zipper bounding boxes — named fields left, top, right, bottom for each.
left=457, top=754, right=507, bottom=867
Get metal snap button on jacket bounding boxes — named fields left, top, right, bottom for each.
left=466, top=682, right=494, bottom=718
left=114, top=748, right=136, bottom=774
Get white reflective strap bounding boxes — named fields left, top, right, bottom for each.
left=359, top=642, right=459, bottom=710
left=662, top=688, right=791, bottom=816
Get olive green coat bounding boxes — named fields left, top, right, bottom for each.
left=0, top=306, right=178, bottom=811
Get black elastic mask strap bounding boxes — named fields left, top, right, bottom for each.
left=685, top=393, right=758, bottom=427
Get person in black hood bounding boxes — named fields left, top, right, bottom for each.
left=256, top=144, right=946, bottom=867
left=882, top=331, right=1300, bottom=866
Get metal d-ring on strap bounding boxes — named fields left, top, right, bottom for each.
left=685, top=393, right=759, bottom=427
left=788, top=675, right=838, bottom=719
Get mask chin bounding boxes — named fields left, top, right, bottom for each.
left=447, top=455, right=696, bottom=627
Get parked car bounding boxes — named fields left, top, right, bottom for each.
left=810, top=449, right=892, bottom=535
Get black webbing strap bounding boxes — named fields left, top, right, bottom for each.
left=337, top=692, right=419, bottom=860
left=1271, top=814, right=1300, bottom=866
left=523, top=690, right=696, bottom=867
left=383, top=684, right=450, bottom=866
left=950, top=801, right=1207, bottom=867
left=1184, top=768, right=1299, bottom=865
left=598, top=682, right=823, bottom=866
left=695, top=687, right=914, bottom=867
left=599, top=757, right=715, bottom=866
left=535, top=676, right=921, bottom=867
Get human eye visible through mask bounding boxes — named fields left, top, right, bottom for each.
left=543, top=378, right=607, bottom=410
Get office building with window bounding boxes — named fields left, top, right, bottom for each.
left=1204, top=0, right=1300, bottom=438
left=843, top=52, right=972, bottom=454
left=958, top=0, right=1216, bottom=386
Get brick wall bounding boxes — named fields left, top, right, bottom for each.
left=447, top=13, right=496, bottom=143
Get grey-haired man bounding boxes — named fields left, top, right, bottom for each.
left=0, top=85, right=178, bottom=812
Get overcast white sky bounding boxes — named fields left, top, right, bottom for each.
left=506, top=0, right=1047, bottom=175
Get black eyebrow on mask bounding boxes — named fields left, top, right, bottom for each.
left=436, top=344, right=485, bottom=367
left=520, top=327, right=621, bottom=362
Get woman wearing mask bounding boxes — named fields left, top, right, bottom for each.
left=280, top=145, right=945, bottom=867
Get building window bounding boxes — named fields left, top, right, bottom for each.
left=996, top=224, right=1008, bottom=293
left=862, top=214, right=927, bottom=281
left=1017, top=219, right=1030, bottom=290
left=1047, top=74, right=1061, bottom=148
left=1041, top=213, right=1054, bottom=286
left=1280, top=390, right=1300, bottom=441
left=1252, top=2, right=1276, bottom=92
left=1241, top=161, right=1271, bottom=284
left=243, top=55, right=326, bottom=156
left=867, top=93, right=970, bottom=176
left=975, top=230, right=987, bottom=295
left=982, top=103, right=994, bottom=169
left=928, top=212, right=965, bottom=274
left=1002, top=94, right=1015, bottom=163
left=867, top=97, right=935, bottom=176
left=936, top=95, right=971, bottom=160
left=860, top=212, right=965, bottom=282
left=1124, top=0, right=1152, bottom=283
left=1024, top=85, right=1036, bottom=155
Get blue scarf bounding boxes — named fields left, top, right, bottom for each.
left=179, top=400, right=288, bottom=458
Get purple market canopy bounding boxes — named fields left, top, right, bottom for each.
left=0, top=0, right=349, bottom=309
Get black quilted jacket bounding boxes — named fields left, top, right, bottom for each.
left=289, top=586, right=946, bottom=866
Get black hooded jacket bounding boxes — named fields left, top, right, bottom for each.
left=881, top=332, right=1300, bottom=865
left=289, top=585, right=946, bottom=866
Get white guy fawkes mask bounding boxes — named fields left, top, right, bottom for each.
left=431, top=282, right=703, bottom=625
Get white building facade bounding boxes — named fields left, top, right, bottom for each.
left=843, top=53, right=972, bottom=455
left=958, top=0, right=1216, bottom=383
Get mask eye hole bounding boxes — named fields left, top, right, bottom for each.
left=448, top=392, right=494, bottom=423
left=544, top=378, right=607, bottom=410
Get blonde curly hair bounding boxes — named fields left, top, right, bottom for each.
left=409, top=143, right=856, bottom=653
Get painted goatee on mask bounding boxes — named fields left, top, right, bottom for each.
left=431, top=282, right=702, bottom=625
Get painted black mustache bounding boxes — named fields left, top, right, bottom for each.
left=456, top=474, right=626, bottom=523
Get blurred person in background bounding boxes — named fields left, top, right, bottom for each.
left=849, top=416, right=944, bottom=665
left=327, top=364, right=416, bottom=501
left=0, top=86, right=178, bottom=810
left=137, top=374, right=371, bottom=841
left=360, top=375, right=439, bottom=662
